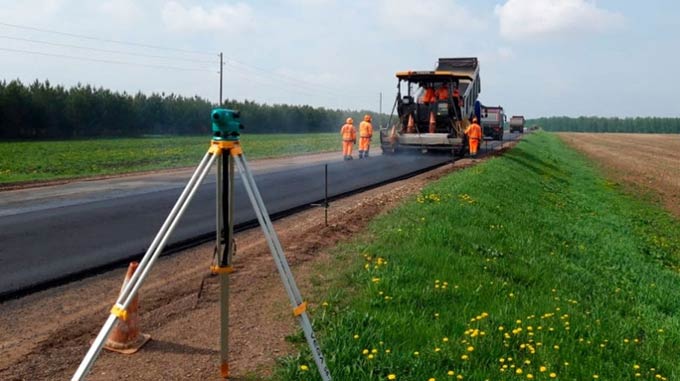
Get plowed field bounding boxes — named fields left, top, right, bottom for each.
left=559, top=133, right=680, bottom=217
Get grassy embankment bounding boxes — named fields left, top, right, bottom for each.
left=0, top=133, right=339, bottom=184
left=276, top=132, right=680, bottom=380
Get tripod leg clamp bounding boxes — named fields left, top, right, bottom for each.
left=110, top=303, right=128, bottom=321
left=293, top=302, right=308, bottom=317
left=210, top=265, right=234, bottom=274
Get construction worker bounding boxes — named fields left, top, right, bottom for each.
left=420, top=86, right=436, bottom=104
left=358, top=114, right=373, bottom=159
left=465, top=117, right=483, bottom=157
left=340, top=117, right=356, bottom=160
left=436, top=83, right=449, bottom=101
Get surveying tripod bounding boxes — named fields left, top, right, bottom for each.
left=71, top=109, right=332, bottom=381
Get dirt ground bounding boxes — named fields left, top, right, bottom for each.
left=559, top=133, right=680, bottom=217
left=0, top=144, right=517, bottom=380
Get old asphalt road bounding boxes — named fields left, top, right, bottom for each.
left=0, top=133, right=519, bottom=298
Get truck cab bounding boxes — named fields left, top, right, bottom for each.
left=481, top=106, right=505, bottom=140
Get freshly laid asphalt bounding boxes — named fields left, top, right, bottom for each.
left=0, top=135, right=518, bottom=298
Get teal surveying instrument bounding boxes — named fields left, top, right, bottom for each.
left=72, top=109, right=332, bottom=381
left=211, top=108, right=242, bottom=141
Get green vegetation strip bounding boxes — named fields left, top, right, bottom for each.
left=0, top=133, right=338, bottom=184
left=276, top=132, right=680, bottom=380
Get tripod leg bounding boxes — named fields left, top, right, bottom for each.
left=233, top=153, right=332, bottom=381
left=72, top=152, right=217, bottom=381
left=215, top=152, right=235, bottom=378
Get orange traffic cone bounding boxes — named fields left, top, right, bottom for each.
left=104, top=262, right=151, bottom=354
left=429, top=111, right=436, bottom=133
left=407, top=114, right=415, bottom=133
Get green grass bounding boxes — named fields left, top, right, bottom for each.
left=0, top=133, right=339, bottom=184
left=275, top=132, right=680, bottom=381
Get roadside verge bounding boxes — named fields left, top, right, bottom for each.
left=274, top=132, right=680, bottom=380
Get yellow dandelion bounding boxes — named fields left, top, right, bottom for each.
left=447, top=370, right=455, bottom=376
left=300, top=365, right=309, bottom=371
left=549, top=373, right=557, bottom=378
left=387, top=374, right=396, bottom=380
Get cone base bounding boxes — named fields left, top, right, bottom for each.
left=104, top=333, right=151, bottom=355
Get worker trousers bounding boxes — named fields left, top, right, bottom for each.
left=342, top=141, right=354, bottom=157
left=359, top=137, right=371, bottom=152
left=469, top=138, right=480, bottom=156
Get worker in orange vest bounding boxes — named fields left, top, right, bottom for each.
left=340, top=117, right=357, bottom=160
left=436, top=83, right=449, bottom=101
left=420, top=86, right=435, bottom=104
left=465, top=117, right=483, bottom=157
left=358, top=114, right=373, bottom=159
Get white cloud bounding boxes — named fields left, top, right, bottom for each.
left=161, top=1, right=254, bottom=33
left=286, top=0, right=334, bottom=6
left=378, top=0, right=485, bottom=39
left=97, top=0, right=143, bottom=23
left=495, top=0, right=625, bottom=41
left=0, top=0, right=66, bottom=24
left=497, top=46, right=514, bottom=60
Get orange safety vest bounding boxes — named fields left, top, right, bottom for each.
left=341, top=123, right=356, bottom=141
left=359, top=121, right=373, bottom=138
left=436, top=87, right=449, bottom=100
left=420, top=88, right=435, bottom=104
left=465, top=123, right=482, bottom=140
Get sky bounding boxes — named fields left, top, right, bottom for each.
left=0, top=0, right=678, bottom=118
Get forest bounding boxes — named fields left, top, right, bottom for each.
left=0, top=79, right=386, bottom=139
left=529, top=116, right=680, bottom=133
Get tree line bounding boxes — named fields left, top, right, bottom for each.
left=528, top=116, right=680, bottom=133
left=0, top=79, right=387, bottom=140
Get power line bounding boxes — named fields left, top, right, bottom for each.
left=0, top=21, right=376, bottom=104
left=0, top=21, right=215, bottom=56
left=223, top=61, right=377, bottom=101
left=224, top=58, right=374, bottom=99
left=0, top=35, right=217, bottom=65
left=0, top=47, right=215, bottom=73
left=0, top=22, right=372, bottom=99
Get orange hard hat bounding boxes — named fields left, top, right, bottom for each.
left=346, top=117, right=354, bottom=124
left=364, top=114, right=371, bottom=122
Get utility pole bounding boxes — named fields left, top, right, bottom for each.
left=219, top=52, right=224, bottom=106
